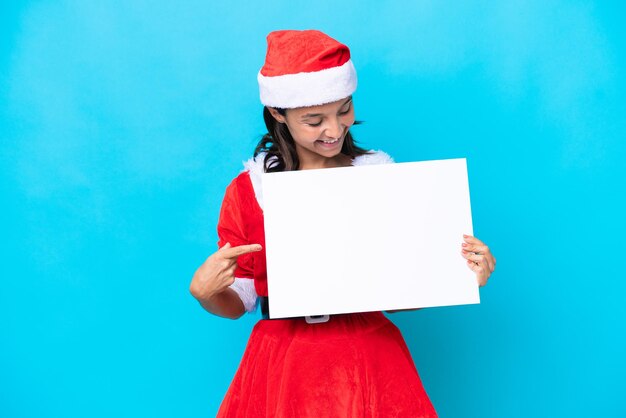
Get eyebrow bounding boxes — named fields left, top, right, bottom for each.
left=301, top=97, right=352, bottom=119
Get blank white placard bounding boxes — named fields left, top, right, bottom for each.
left=261, top=158, right=479, bottom=318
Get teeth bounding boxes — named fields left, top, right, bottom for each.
left=322, top=139, right=338, bottom=144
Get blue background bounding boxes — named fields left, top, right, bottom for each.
left=1, top=1, right=624, bottom=417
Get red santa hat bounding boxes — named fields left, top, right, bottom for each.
left=257, top=30, right=357, bottom=109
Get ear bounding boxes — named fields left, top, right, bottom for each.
left=267, top=107, right=287, bottom=123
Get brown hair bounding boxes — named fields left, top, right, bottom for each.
left=253, top=106, right=370, bottom=172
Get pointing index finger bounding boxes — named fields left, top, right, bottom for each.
left=220, top=243, right=263, bottom=259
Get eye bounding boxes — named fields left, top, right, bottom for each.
left=307, top=120, right=322, bottom=127
left=339, top=103, right=352, bottom=115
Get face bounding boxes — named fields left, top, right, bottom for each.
left=268, top=97, right=355, bottom=162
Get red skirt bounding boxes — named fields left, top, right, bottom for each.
left=217, top=312, right=437, bottom=417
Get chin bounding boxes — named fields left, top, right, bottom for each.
left=315, top=140, right=343, bottom=155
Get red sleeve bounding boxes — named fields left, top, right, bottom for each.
left=216, top=176, right=255, bottom=279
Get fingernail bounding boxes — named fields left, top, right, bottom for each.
left=462, top=243, right=468, bottom=247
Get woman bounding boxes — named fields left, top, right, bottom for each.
left=190, top=29, right=496, bottom=417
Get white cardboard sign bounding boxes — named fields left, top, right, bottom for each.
left=262, top=158, right=479, bottom=318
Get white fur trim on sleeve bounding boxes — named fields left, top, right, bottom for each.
left=229, top=277, right=258, bottom=313
left=351, top=150, right=394, bottom=166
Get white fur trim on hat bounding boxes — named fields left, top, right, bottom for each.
left=258, top=60, right=357, bottom=109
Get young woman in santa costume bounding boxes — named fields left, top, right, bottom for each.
left=190, top=30, right=496, bottom=417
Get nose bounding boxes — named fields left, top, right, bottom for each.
left=324, top=117, right=343, bottom=140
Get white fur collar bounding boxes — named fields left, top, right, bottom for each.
left=243, top=150, right=394, bottom=210
left=350, top=150, right=394, bottom=166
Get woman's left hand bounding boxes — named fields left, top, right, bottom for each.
left=461, top=235, right=496, bottom=287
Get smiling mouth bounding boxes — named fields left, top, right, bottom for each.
left=316, top=128, right=348, bottom=147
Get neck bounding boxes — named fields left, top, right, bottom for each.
left=298, top=151, right=352, bottom=170
left=295, top=143, right=352, bottom=170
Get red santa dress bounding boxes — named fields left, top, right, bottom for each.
left=215, top=151, right=438, bottom=418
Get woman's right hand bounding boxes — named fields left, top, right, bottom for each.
left=189, top=242, right=262, bottom=303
